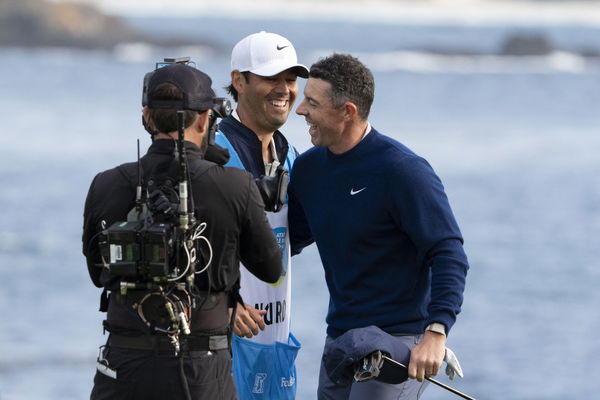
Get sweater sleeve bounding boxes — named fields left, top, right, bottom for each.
left=389, top=155, right=469, bottom=334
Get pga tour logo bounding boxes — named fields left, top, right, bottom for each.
left=252, top=373, right=267, bottom=394
left=252, top=373, right=295, bottom=394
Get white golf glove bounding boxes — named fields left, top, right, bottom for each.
left=444, top=347, right=464, bottom=380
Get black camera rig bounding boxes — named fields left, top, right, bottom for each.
left=96, top=58, right=232, bottom=353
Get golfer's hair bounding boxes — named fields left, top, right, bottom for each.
left=309, top=53, right=374, bottom=121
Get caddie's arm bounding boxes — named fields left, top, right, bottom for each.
left=233, top=303, right=267, bottom=338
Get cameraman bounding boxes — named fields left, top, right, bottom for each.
left=82, top=63, right=282, bottom=399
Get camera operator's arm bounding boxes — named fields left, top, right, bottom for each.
left=82, top=166, right=137, bottom=289
left=82, top=175, right=103, bottom=288
left=239, top=175, right=282, bottom=283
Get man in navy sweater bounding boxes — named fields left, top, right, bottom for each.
left=288, top=54, right=469, bottom=399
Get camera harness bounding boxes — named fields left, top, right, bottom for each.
left=100, top=110, right=215, bottom=355
left=96, top=58, right=236, bottom=359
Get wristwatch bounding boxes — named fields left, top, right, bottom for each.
left=425, top=323, right=446, bottom=336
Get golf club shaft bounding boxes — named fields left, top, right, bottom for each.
left=381, top=356, right=476, bottom=400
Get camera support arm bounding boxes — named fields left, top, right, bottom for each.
left=176, top=110, right=190, bottom=231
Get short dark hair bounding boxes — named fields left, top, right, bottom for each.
left=149, top=83, right=199, bottom=134
left=225, top=71, right=251, bottom=102
left=309, top=54, right=374, bottom=120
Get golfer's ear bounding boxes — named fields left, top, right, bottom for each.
left=343, top=101, right=359, bottom=121
left=232, top=70, right=245, bottom=93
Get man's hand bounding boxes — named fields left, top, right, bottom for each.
left=408, top=330, right=446, bottom=382
left=233, top=303, right=267, bottom=338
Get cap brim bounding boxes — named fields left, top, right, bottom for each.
left=250, top=61, right=309, bottom=78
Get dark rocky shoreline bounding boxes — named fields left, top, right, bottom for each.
left=0, top=0, right=204, bottom=49
left=1, top=0, right=598, bottom=59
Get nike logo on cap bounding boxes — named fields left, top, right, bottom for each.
left=277, top=45, right=289, bottom=50
left=350, top=187, right=366, bottom=195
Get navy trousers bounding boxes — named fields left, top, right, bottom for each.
left=318, top=335, right=428, bottom=400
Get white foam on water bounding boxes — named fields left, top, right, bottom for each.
left=352, top=50, right=593, bottom=74
left=70, top=0, right=600, bottom=26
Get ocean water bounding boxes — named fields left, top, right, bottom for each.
left=1, top=15, right=600, bottom=400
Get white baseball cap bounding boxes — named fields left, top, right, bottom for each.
left=231, top=31, right=309, bottom=78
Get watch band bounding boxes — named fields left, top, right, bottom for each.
left=426, top=323, right=446, bottom=336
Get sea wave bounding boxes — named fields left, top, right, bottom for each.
left=90, top=0, right=600, bottom=26
left=112, top=42, right=216, bottom=63
left=0, top=354, right=94, bottom=374
left=345, top=50, right=597, bottom=73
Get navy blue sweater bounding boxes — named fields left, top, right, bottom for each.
left=288, top=128, right=469, bottom=338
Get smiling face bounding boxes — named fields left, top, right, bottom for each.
left=234, top=69, right=299, bottom=136
left=296, top=77, right=346, bottom=150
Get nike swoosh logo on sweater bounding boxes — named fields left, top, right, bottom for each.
left=350, top=187, right=366, bottom=195
left=277, top=45, right=289, bottom=50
